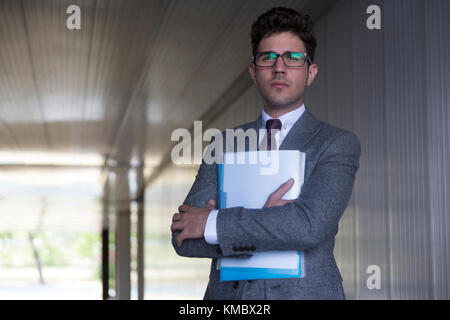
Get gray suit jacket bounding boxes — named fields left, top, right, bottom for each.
left=172, top=107, right=361, bottom=300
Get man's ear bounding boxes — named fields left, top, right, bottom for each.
left=306, top=64, right=318, bottom=86
left=249, top=62, right=257, bottom=84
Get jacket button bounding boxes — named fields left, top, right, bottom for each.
left=233, top=282, right=239, bottom=289
left=216, top=247, right=222, bottom=255
left=232, top=247, right=238, bottom=252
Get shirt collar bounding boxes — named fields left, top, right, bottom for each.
left=261, top=104, right=306, bottom=131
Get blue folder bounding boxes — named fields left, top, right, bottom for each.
left=217, top=151, right=306, bottom=282
left=219, top=252, right=304, bottom=281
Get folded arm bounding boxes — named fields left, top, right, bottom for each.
left=171, top=157, right=223, bottom=258
left=172, top=131, right=361, bottom=259
left=216, top=132, right=361, bottom=256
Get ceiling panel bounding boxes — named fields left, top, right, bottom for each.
left=0, top=0, right=313, bottom=198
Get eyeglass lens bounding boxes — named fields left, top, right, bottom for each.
left=255, top=52, right=307, bottom=67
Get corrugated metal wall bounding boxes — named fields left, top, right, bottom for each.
left=306, top=0, right=450, bottom=299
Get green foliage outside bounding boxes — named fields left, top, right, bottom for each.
left=0, top=231, right=101, bottom=280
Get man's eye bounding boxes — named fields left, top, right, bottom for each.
left=263, top=53, right=277, bottom=61
left=288, top=53, right=304, bottom=60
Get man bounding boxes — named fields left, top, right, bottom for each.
left=171, top=7, right=361, bottom=300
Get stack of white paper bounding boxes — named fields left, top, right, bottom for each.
left=217, top=150, right=306, bottom=281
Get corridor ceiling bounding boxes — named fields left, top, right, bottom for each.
left=0, top=0, right=332, bottom=200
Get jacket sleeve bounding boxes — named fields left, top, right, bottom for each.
left=215, top=132, right=361, bottom=257
left=171, top=157, right=222, bottom=258
left=171, top=138, right=251, bottom=259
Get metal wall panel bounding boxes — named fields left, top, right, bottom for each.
left=425, top=0, right=450, bottom=300
left=304, top=0, right=450, bottom=299
left=350, top=0, right=391, bottom=300
left=384, top=0, right=433, bottom=300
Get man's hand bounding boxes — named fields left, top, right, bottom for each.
left=264, top=178, right=296, bottom=208
left=171, top=200, right=216, bottom=248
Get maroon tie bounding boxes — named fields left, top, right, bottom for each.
left=265, top=118, right=282, bottom=150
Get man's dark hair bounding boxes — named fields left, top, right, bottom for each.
left=251, top=7, right=317, bottom=64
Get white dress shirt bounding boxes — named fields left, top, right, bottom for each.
left=203, top=104, right=306, bottom=245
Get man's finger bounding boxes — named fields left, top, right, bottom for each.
left=206, top=199, right=216, bottom=210
left=271, top=178, right=294, bottom=199
left=172, top=213, right=182, bottom=222
left=178, top=204, right=189, bottom=213
left=171, top=221, right=183, bottom=232
left=176, top=232, right=185, bottom=248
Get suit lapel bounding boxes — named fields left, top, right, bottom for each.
left=248, top=115, right=262, bottom=151
left=279, top=108, right=321, bottom=151
left=246, top=108, right=321, bottom=151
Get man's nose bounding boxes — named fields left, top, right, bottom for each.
left=273, top=56, right=287, bottom=74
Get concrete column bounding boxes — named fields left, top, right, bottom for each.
left=101, top=176, right=110, bottom=300
left=137, top=197, right=145, bottom=300
left=114, top=168, right=131, bottom=300
left=136, top=165, right=145, bottom=300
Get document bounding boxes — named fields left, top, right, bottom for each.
left=217, top=150, right=306, bottom=281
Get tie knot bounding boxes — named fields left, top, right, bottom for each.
left=266, top=118, right=282, bottom=131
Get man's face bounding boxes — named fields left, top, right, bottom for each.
left=249, top=32, right=318, bottom=113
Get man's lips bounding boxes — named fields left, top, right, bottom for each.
left=270, top=81, right=289, bottom=88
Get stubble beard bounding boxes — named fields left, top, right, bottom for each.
left=261, top=87, right=304, bottom=111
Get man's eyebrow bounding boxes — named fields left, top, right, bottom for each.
left=259, top=50, right=306, bottom=54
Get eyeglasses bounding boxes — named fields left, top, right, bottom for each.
left=253, top=51, right=312, bottom=68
